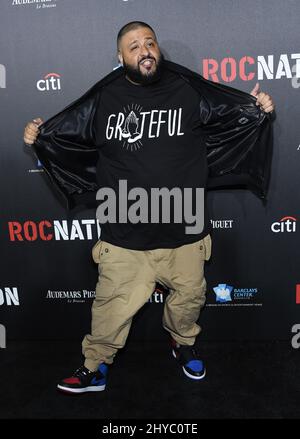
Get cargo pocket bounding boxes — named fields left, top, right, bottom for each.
left=198, top=238, right=206, bottom=260
left=91, top=239, right=103, bottom=264
left=203, top=233, right=212, bottom=261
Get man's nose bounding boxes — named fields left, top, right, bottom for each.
left=139, top=48, right=151, bottom=59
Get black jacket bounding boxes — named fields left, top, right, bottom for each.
left=31, top=59, right=273, bottom=210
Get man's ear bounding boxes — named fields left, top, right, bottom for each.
left=118, top=52, right=123, bottom=66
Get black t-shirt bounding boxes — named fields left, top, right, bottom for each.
left=94, top=67, right=212, bottom=250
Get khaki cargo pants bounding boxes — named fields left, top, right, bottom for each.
left=82, top=234, right=212, bottom=371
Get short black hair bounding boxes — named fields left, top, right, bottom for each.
left=117, top=21, right=157, bottom=50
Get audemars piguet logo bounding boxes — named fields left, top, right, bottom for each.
left=105, top=104, right=184, bottom=151
left=12, top=0, right=57, bottom=9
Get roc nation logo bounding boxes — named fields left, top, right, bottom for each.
left=203, top=53, right=300, bottom=83
left=0, top=287, right=20, bottom=306
left=8, top=219, right=101, bottom=242
left=105, top=104, right=184, bottom=151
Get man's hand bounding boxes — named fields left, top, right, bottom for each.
left=250, top=82, right=275, bottom=113
left=23, top=117, right=44, bottom=145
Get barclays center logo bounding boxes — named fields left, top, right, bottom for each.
left=213, top=284, right=233, bottom=302
left=211, top=283, right=260, bottom=306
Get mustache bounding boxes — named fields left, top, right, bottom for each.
left=139, top=55, right=156, bottom=64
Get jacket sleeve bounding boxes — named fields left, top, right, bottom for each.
left=30, top=84, right=101, bottom=210
left=197, top=78, right=273, bottom=200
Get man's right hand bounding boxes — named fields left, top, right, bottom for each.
left=23, top=117, right=44, bottom=145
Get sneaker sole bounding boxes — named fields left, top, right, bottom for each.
left=172, top=349, right=206, bottom=380
left=57, top=384, right=106, bottom=393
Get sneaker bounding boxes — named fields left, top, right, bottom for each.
left=57, top=363, right=108, bottom=394
left=171, top=339, right=206, bottom=380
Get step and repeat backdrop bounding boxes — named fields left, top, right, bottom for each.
left=0, top=0, right=299, bottom=346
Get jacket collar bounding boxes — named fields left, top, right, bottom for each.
left=95, top=59, right=257, bottom=106
left=95, top=59, right=202, bottom=89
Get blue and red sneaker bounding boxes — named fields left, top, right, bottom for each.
left=171, top=338, right=206, bottom=380
left=57, top=363, right=108, bottom=394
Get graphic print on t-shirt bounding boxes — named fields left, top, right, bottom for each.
left=105, top=103, right=184, bottom=151
left=96, top=69, right=212, bottom=250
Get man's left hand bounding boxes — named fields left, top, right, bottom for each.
left=250, top=82, right=275, bottom=113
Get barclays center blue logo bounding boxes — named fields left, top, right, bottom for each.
left=213, top=284, right=233, bottom=302
left=213, top=284, right=258, bottom=302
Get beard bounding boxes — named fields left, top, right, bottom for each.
left=123, top=52, right=165, bottom=85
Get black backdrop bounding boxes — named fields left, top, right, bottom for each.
left=1, top=0, right=299, bottom=343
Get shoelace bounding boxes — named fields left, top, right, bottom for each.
left=177, top=346, right=201, bottom=363
left=185, top=348, right=201, bottom=361
left=190, top=348, right=200, bottom=358
left=73, top=366, right=91, bottom=377
left=178, top=345, right=199, bottom=355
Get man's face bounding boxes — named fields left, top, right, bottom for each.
left=118, top=27, right=163, bottom=85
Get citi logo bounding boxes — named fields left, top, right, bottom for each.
left=0, top=64, right=6, bottom=88
left=271, top=216, right=297, bottom=233
left=148, top=287, right=166, bottom=303
left=202, top=53, right=300, bottom=83
left=0, top=287, right=20, bottom=306
left=37, top=72, right=61, bottom=91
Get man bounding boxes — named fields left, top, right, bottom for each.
left=23, top=21, right=274, bottom=394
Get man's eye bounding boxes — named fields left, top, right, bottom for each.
left=131, top=46, right=138, bottom=51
